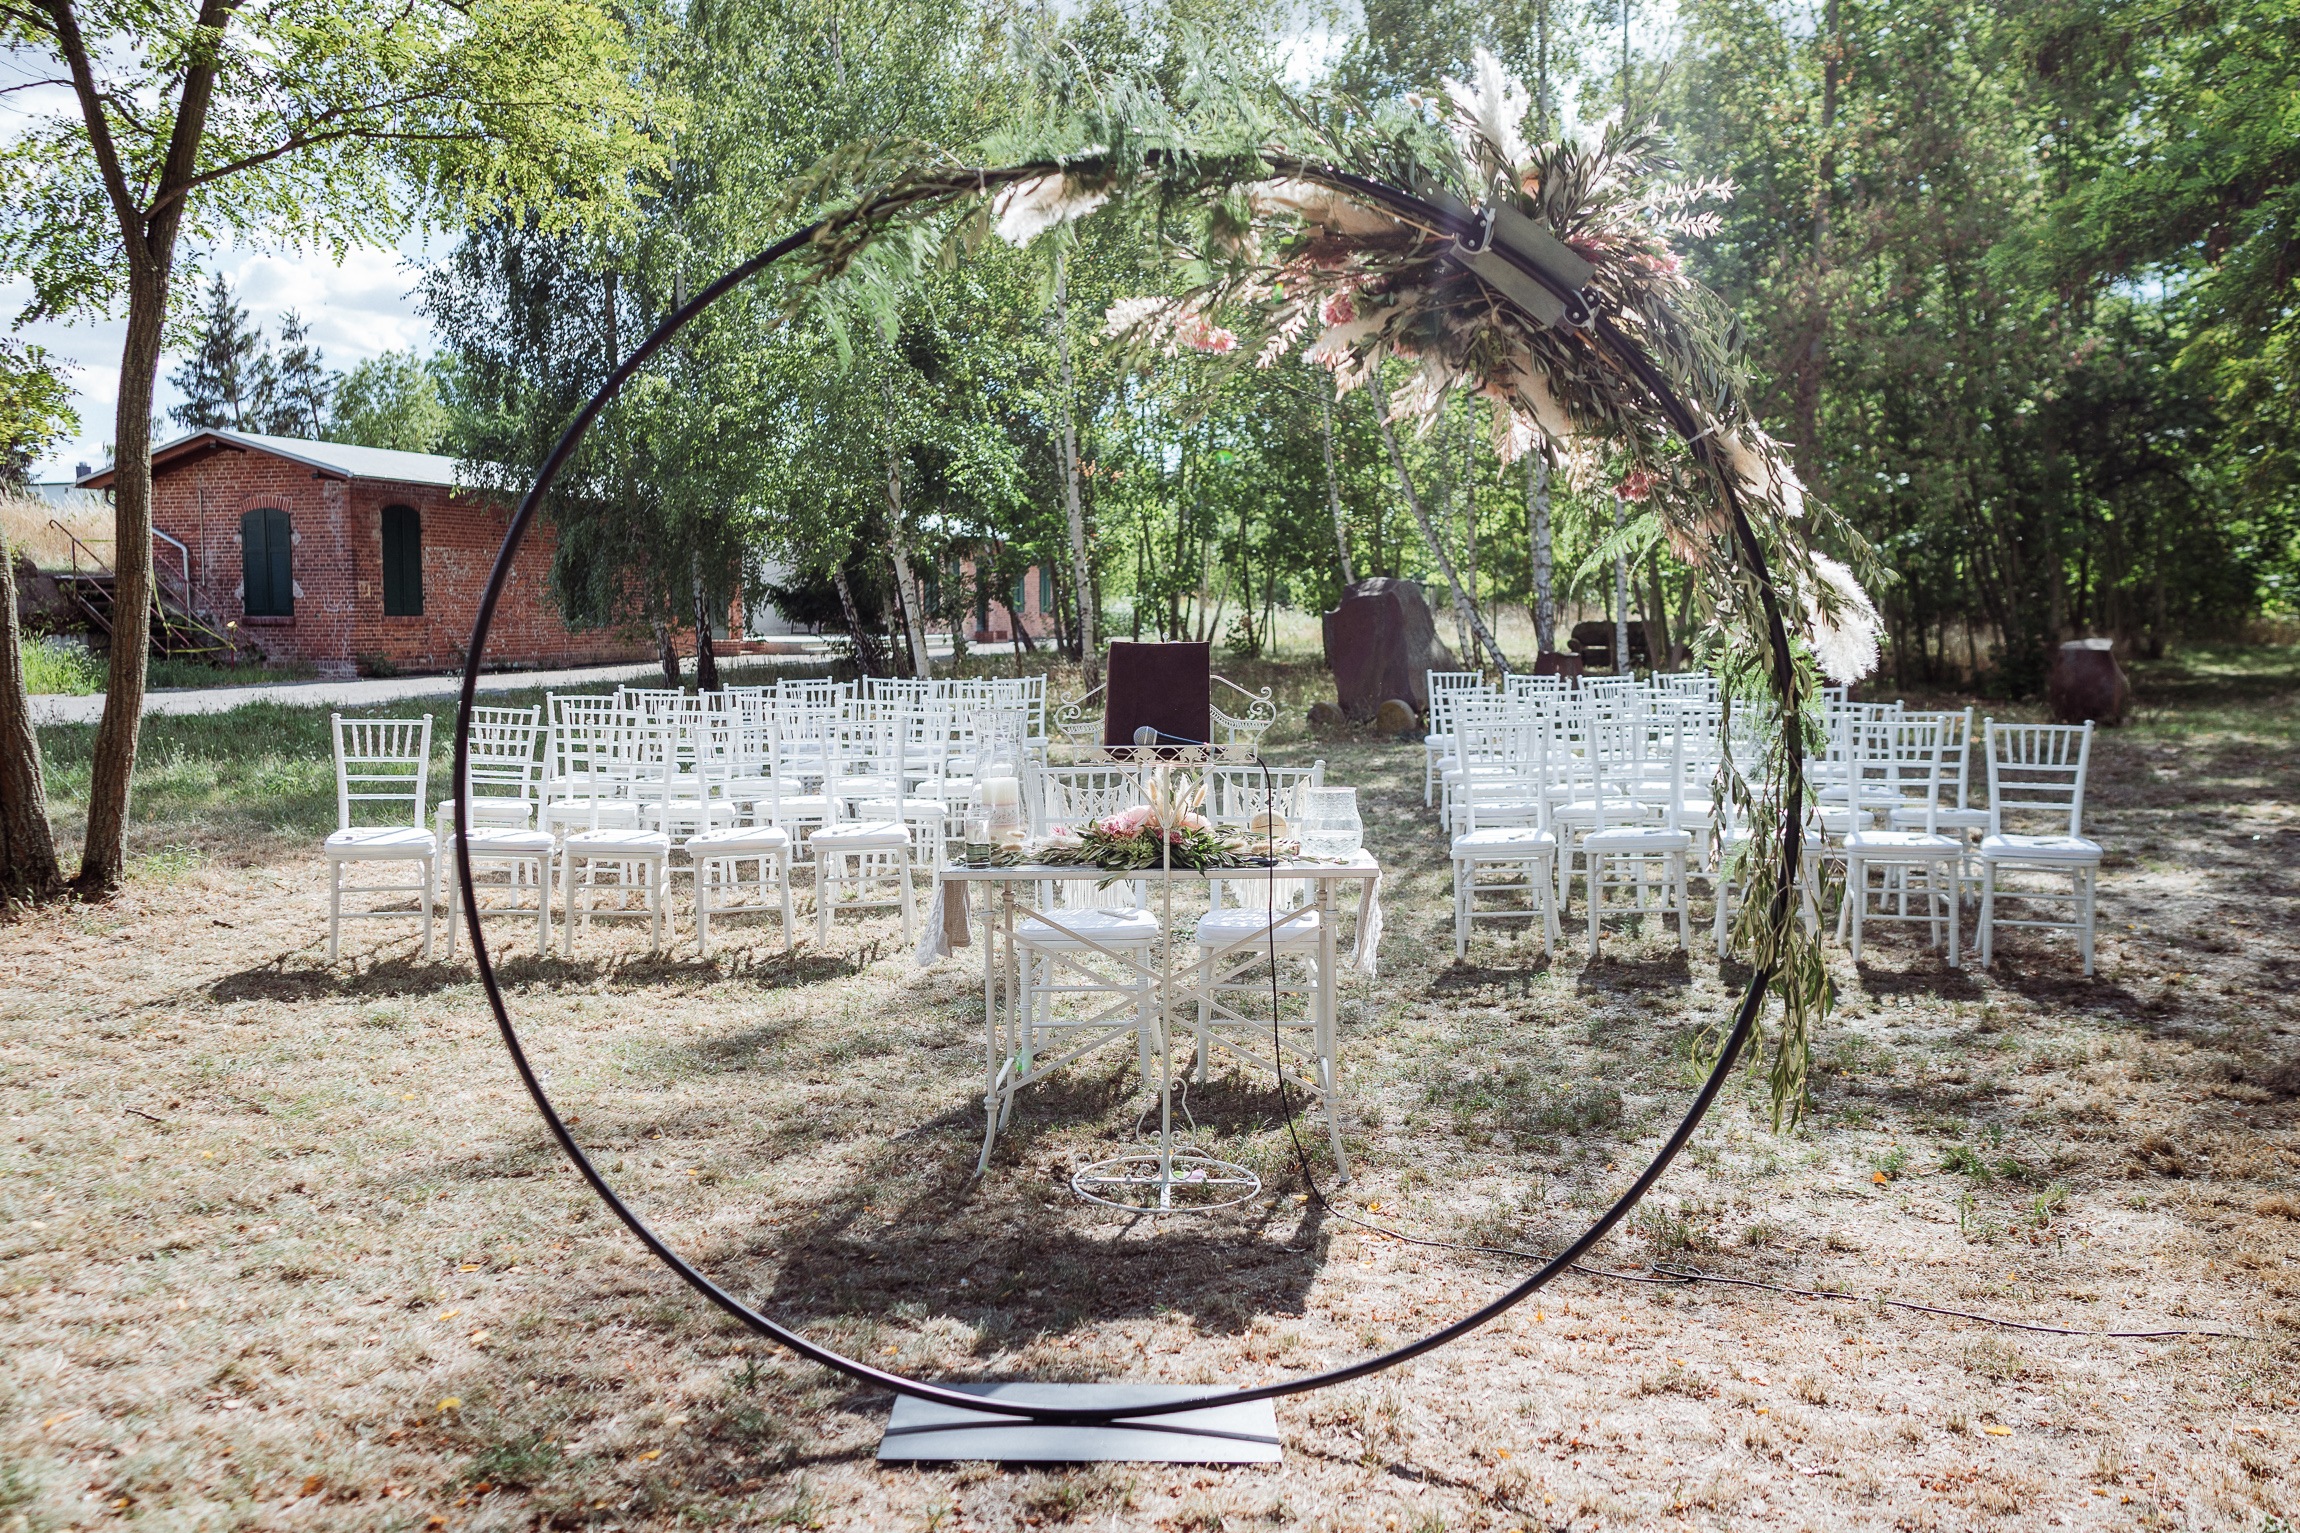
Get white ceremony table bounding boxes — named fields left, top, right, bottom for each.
left=919, top=855, right=1382, bottom=1200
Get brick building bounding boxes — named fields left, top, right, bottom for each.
left=81, top=430, right=675, bottom=679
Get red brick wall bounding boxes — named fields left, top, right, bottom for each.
left=150, top=447, right=653, bottom=678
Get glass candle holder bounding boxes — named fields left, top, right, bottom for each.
left=962, top=815, right=993, bottom=865
left=1297, top=786, right=1363, bottom=859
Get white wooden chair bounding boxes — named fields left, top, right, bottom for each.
left=559, top=715, right=673, bottom=954
left=1976, top=720, right=2102, bottom=974
left=1580, top=710, right=1693, bottom=955
left=809, top=719, right=915, bottom=945
left=1424, top=670, right=1488, bottom=806
left=325, top=714, right=438, bottom=963
left=1840, top=714, right=1963, bottom=966
left=684, top=711, right=793, bottom=956
left=1448, top=707, right=1559, bottom=958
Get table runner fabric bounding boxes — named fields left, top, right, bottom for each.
left=913, top=865, right=1382, bottom=974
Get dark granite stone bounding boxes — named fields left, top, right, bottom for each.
left=1320, top=578, right=1457, bottom=720
left=2048, top=638, right=2130, bottom=726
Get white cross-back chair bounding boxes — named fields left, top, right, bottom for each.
left=1838, top=713, right=1962, bottom=966
left=559, top=715, right=673, bottom=954
left=436, top=705, right=553, bottom=960
left=1975, top=720, right=2101, bottom=974
left=325, top=713, right=437, bottom=962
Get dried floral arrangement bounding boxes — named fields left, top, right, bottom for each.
left=733, top=49, right=1867, bottom=1114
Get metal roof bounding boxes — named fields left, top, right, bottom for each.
left=76, top=429, right=465, bottom=490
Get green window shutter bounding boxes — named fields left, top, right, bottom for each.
left=1039, top=565, right=1053, bottom=609
left=241, top=508, right=293, bottom=616
left=1010, top=571, right=1024, bottom=612
left=381, top=505, right=422, bottom=616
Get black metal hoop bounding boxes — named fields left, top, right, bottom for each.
left=451, top=168, right=1806, bottom=1427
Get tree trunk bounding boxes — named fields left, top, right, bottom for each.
left=690, top=562, right=720, bottom=693
left=1054, top=255, right=1099, bottom=686
left=1321, top=387, right=1356, bottom=586
left=884, top=448, right=932, bottom=680
left=1366, top=363, right=1509, bottom=673
left=1527, top=446, right=1556, bottom=655
left=1644, top=546, right=1674, bottom=672
left=79, top=269, right=166, bottom=892
left=652, top=619, right=682, bottom=688
left=831, top=564, right=887, bottom=676
left=2, top=528, right=62, bottom=907
left=1612, top=495, right=1632, bottom=675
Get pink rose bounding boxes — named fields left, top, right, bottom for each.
left=1099, top=805, right=1156, bottom=837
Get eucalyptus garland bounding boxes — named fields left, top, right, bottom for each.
left=743, top=50, right=1875, bottom=1123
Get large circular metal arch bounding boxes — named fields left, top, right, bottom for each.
left=452, top=164, right=1808, bottom=1427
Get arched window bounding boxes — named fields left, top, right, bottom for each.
left=240, top=507, right=292, bottom=616
left=381, top=504, right=423, bottom=616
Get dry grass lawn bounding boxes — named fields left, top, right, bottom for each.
left=4, top=650, right=2298, bottom=1532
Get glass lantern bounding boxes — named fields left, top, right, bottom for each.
left=1297, top=786, right=1363, bottom=859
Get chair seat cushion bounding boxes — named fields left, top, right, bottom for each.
left=1452, top=827, right=1558, bottom=855
left=325, top=827, right=436, bottom=859
left=1583, top=826, right=1692, bottom=852
left=1195, top=907, right=1323, bottom=948
left=765, top=795, right=838, bottom=818
left=1979, top=833, right=2102, bottom=864
left=1890, top=805, right=1990, bottom=830
left=687, top=826, right=792, bottom=855
left=452, top=828, right=555, bottom=853
left=544, top=801, right=639, bottom=828
left=1018, top=907, right=1160, bottom=947
left=1846, top=830, right=1961, bottom=855
left=439, top=796, right=534, bottom=825
left=564, top=828, right=670, bottom=855
left=810, top=820, right=912, bottom=849
left=720, top=775, right=805, bottom=800
left=855, top=797, right=949, bottom=819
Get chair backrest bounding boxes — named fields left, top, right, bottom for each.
left=1985, top=720, right=2093, bottom=838
left=462, top=704, right=542, bottom=809
left=332, top=713, right=432, bottom=831
left=1038, top=765, right=1148, bottom=833
left=1853, top=713, right=1946, bottom=833
left=1205, top=763, right=1326, bottom=833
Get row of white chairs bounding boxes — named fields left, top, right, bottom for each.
left=323, top=681, right=1046, bottom=961
left=1425, top=670, right=2105, bottom=973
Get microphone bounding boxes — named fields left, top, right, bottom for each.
left=1133, top=725, right=1159, bottom=746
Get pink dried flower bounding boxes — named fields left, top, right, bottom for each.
left=1320, top=290, right=1357, bottom=326
left=1176, top=312, right=1239, bottom=353
left=1615, top=468, right=1659, bottom=502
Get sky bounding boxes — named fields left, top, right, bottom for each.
left=13, top=233, right=441, bottom=484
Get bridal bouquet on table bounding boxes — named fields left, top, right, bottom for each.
left=1039, top=769, right=1292, bottom=873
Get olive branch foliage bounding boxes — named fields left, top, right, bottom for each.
left=704, top=42, right=1873, bottom=1125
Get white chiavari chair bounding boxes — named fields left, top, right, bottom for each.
left=1975, top=721, right=2101, bottom=974
left=325, top=713, right=437, bottom=962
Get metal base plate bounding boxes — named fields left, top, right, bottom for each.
left=878, top=1383, right=1282, bottom=1464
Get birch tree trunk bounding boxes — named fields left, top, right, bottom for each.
left=1365, top=363, right=1510, bottom=673
left=1527, top=446, right=1557, bottom=655
left=652, top=620, right=681, bottom=688
left=1054, top=255, right=1099, bottom=685
left=1321, top=388, right=1356, bottom=585
left=885, top=446, right=932, bottom=680
left=2, top=524, right=62, bottom=905
left=690, top=560, right=720, bottom=692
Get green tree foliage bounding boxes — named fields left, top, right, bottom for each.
left=0, top=0, right=666, bottom=892
left=327, top=352, right=451, bottom=454
left=0, top=342, right=77, bottom=489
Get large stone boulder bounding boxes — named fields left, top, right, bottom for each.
left=2048, top=638, right=2131, bottom=726
left=1321, top=577, right=1456, bottom=720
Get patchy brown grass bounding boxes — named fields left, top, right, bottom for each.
left=3, top=651, right=2298, bottom=1531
